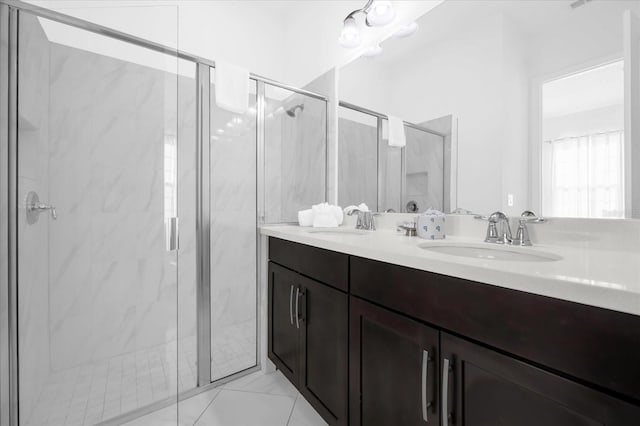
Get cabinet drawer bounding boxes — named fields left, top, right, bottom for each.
left=269, top=237, right=348, bottom=292
left=350, top=255, right=640, bottom=403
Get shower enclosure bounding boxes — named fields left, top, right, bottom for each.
left=338, top=101, right=450, bottom=213
left=0, top=2, right=328, bottom=425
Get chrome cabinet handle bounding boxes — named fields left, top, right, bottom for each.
left=442, top=358, right=450, bottom=426
left=295, top=287, right=301, bottom=329
left=289, top=285, right=295, bottom=325
left=421, top=350, right=430, bottom=422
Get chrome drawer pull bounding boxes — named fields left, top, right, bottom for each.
left=422, top=350, right=429, bottom=422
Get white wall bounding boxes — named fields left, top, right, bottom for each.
left=544, top=104, right=624, bottom=141
left=26, top=0, right=288, bottom=81
left=27, top=0, right=442, bottom=87
left=340, top=8, right=508, bottom=215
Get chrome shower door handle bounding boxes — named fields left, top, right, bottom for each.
left=165, top=217, right=179, bottom=251
left=421, top=350, right=430, bottom=422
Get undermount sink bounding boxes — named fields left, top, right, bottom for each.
left=418, top=242, right=562, bottom=262
left=305, top=228, right=369, bottom=235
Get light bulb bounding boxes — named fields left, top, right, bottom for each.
left=339, top=16, right=361, bottom=48
left=362, top=44, right=383, bottom=58
left=366, top=1, right=396, bottom=27
left=393, top=22, right=419, bottom=38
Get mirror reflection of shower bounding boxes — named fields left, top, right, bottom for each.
left=286, top=103, right=304, bottom=117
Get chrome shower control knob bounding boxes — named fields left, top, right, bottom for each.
left=25, top=191, right=57, bottom=224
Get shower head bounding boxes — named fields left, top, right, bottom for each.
left=286, top=104, right=304, bottom=117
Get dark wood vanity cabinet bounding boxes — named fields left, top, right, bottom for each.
left=441, top=332, right=639, bottom=426
left=350, top=296, right=440, bottom=426
left=268, top=237, right=640, bottom=425
left=268, top=262, right=300, bottom=384
left=268, top=238, right=349, bottom=426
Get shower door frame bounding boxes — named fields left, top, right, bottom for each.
left=0, top=3, right=18, bottom=426
left=0, top=1, right=330, bottom=425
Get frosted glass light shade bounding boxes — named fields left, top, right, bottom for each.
left=366, top=1, right=396, bottom=27
left=339, top=16, right=361, bottom=48
left=394, top=21, right=419, bottom=38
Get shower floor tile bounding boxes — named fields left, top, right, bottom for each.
left=26, top=320, right=257, bottom=426
left=25, top=338, right=197, bottom=426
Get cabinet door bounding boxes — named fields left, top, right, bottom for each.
left=350, top=297, right=440, bottom=426
left=299, top=275, right=349, bottom=426
left=268, top=262, right=300, bottom=385
left=440, top=333, right=640, bottom=426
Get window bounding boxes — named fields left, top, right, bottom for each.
left=541, top=60, right=624, bottom=218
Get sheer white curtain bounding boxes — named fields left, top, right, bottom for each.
left=547, top=130, right=624, bottom=218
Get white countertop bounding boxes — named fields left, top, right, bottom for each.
left=261, top=224, right=640, bottom=317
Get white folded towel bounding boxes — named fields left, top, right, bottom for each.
left=214, top=61, right=249, bottom=114
left=296, top=203, right=343, bottom=228
left=298, top=209, right=314, bottom=227
left=388, top=116, right=406, bottom=148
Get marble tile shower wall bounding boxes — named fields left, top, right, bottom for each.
left=46, top=44, right=196, bottom=387
left=405, top=127, right=444, bottom=213
left=265, top=94, right=327, bottom=223
left=337, top=118, right=377, bottom=209
left=18, top=13, right=51, bottom=417
left=209, top=83, right=257, bottom=379
left=338, top=118, right=445, bottom=213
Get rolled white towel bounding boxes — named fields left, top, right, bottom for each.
left=358, top=203, right=370, bottom=212
left=343, top=205, right=359, bottom=215
left=298, top=209, right=314, bottom=227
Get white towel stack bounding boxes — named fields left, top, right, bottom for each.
left=297, top=203, right=343, bottom=228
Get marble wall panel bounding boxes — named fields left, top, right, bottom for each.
left=209, top=83, right=257, bottom=380
left=47, top=42, right=186, bottom=381
left=405, top=126, right=445, bottom=212
left=337, top=118, right=377, bottom=208
left=264, top=88, right=327, bottom=224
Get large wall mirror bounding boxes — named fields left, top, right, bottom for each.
left=338, top=0, right=640, bottom=218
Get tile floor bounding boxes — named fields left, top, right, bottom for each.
left=123, top=370, right=328, bottom=426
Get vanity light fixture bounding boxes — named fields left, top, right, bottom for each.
left=339, top=16, right=361, bottom=48
left=393, top=21, right=418, bottom=38
left=339, top=0, right=396, bottom=48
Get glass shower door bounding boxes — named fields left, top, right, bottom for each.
left=208, top=72, right=258, bottom=381
left=16, top=11, right=180, bottom=426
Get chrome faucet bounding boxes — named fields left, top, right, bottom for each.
left=512, top=210, right=547, bottom=246
left=347, top=209, right=377, bottom=230
left=485, top=211, right=512, bottom=244
left=475, top=210, right=546, bottom=246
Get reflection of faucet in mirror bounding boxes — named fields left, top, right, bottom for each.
left=347, top=209, right=377, bottom=231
